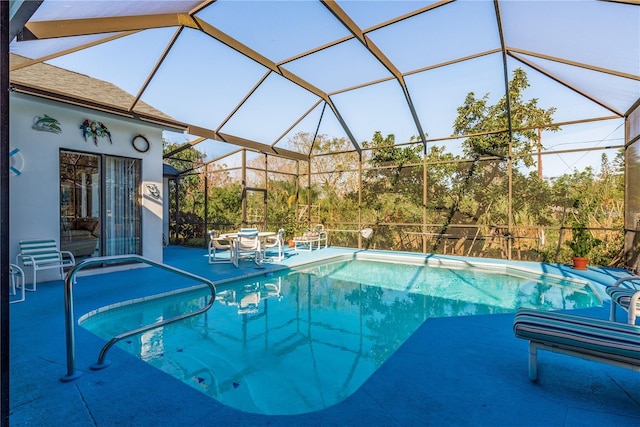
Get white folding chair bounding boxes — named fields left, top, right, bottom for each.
left=9, top=264, right=26, bottom=304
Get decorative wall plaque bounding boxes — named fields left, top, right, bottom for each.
left=80, top=119, right=112, bottom=145
left=32, top=115, right=61, bottom=133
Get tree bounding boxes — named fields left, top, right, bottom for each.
left=288, top=131, right=360, bottom=197
left=163, top=141, right=207, bottom=242
left=454, top=68, right=559, bottom=164
left=360, top=132, right=424, bottom=249
left=430, top=67, right=559, bottom=253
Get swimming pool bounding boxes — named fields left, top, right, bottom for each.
left=79, top=255, right=601, bottom=415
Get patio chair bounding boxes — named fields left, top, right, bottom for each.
left=16, top=238, right=76, bottom=291
left=207, top=230, right=233, bottom=264
left=606, top=275, right=640, bottom=324
left=293, top=224, right=328, bottom=251
left=9, top=264, right=26, bottom=304
left=234, top=228, right=262, bottom=267
left=262, top=228, right=284, bottom=261
left=513, top=308, right=640, bottom=381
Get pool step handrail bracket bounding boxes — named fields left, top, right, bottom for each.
left=61, top=255, right=216, bottom=382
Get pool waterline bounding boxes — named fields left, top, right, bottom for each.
left=79, top=253, right=602, bottom=415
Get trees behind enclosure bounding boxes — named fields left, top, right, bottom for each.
left=163, top=69, right=625, bottom=267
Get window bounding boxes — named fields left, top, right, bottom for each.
left=60, top=150, right=141, bottom=260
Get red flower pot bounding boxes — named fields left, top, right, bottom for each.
left=572, top=256, right=588, bottom=270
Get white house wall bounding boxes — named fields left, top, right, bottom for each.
left=9, top=93, right=164, bottom=283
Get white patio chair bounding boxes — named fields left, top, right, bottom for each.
left=262, top=228, right=284, bottom=262
left=16, top=239, right=75, bottom=291
left=9, top=264, right=26, bottom=304
left=234, top=228, right=262, bottom=267
left=207, top=230, right=233, bottom=264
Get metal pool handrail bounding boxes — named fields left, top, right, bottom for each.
left=61, top=255, right=216, bottom=382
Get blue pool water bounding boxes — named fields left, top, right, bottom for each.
left=79, top=257, right=601, bottom=415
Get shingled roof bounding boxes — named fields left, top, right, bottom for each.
left=10, top=53, right=184, bottom=129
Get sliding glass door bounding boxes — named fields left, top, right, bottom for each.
left=60, top=150, right=141, bottom=260
left=60, top=151, right=100, bottom=259
left=104, top=156, right=141, bottom=256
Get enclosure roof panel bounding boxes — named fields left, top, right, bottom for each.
left=8, top=0, right=639, bottom=161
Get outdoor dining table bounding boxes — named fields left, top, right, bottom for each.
left=220, top=231, right=276, bottom=239
left=220, top=231, right=277, bottom=267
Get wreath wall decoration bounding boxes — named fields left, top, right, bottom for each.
left=132, top=134, right=150, bottom=153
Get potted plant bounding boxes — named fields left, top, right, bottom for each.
left=283, top=221, right=303, bottom=248
left=565, top=223, right=601, bottom=270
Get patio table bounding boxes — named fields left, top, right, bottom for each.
left=220, top=231, right=276, bottom=267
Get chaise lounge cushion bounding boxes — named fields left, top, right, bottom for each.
left=513, top=308, right=640, bottom=365
left=295, top=231, right=319, bottom=241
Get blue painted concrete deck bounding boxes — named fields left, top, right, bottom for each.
left=9, top=246, right=640, bottom=426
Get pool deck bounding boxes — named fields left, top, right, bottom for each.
left=8, top=246, right=640, bottom=426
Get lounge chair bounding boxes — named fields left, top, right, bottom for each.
left=293, top=224, right=328, bottom=251
left=207, top=230, right=233, bottom=264
left=513, top=308, right=640, bottom=381
left=606, top=276, right=640, bottom=324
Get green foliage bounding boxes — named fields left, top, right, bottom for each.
left=454, top=68, right=559, bottom=165
left=209, top=184, right=242, bottom=225
left=362, top=132, right=424, bottom=226
left=164, top=140, right=208, bottom=239
left=411, top=67, right=562, bottom=251
left=550, top=153, right=624, bottom=264
left=163, top=141, right=206, bottom=177
left=183, top=237, right=206, bottom=248
left=165, top=71, right=625, bottom=267
left=564, top=197, right=604, bottom=259
left=566, top=223, right=601, bottom=258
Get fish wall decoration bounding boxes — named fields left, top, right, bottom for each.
left=146, top=184, right=161, bottom=200
left=32, top=115, right=62, bottom=133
